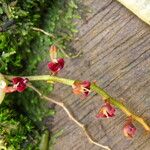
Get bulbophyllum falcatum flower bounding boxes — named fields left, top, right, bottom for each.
left=123, top=120, right=136, bottom=138
left=96, top=102, right=116, bottom=118
left=47, top=45, right=65, bottom=73
left=0, top=77, right=28, bottom=93
left=12, top=77, right=29, bottom=92
left=48, top=58, right=64, bottom=73
left=72, top=80, right=91, bottom=97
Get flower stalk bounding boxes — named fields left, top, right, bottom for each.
left=4, top=74, right=150, bottom=132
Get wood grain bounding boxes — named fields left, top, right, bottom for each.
left=49, top=0, right=150, bottom=149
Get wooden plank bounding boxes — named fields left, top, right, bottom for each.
left=50, top=0, right=150, bottom=149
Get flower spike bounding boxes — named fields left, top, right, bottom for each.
left=96, top=102, right=116, bottom=118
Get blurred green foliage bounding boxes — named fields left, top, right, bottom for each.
left=0, top=0, right=53, bottom=73
left=26, top=0, right=80, bottom=74
left=0, top=0, right=79, bottom=149
left=0, top=0, right=80, bottom=74
left=0, top=105, right=40, bottom=150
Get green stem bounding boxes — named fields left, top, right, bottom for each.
left=4, top=74, right=150, bottom=132
left=91, top=84, right=131, bottom=116
left=91, top=83, right=150, bottom=131
left=5, top=75, right=74, bottom=86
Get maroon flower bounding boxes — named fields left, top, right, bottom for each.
left=12, top=77, right=28, bottom=92
left=96, top=102, right=116, bottom=118
left=72, top=80, right=91, bottom=97
left=48, top=45, right=65, bottom=73
left=123, top=121, right=136, bottom=138
left=48, top=58, right=65, bottom=73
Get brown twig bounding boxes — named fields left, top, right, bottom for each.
left=32, top=27, right=82, bottom=59
left=32, top=27, right=55, bottom=39
left=27, top=83, right=111, bottom=150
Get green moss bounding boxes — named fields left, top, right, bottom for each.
left=0, top=0, right=80, bottom=149
left=0, top=0, right=53, bottom=73
left=0, top=105, right=40, bottom=149
left=26, top=0, right=80, bottom=74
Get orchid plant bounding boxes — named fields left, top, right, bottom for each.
left=0, top=45, right=150, bottom=150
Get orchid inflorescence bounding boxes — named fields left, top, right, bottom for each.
left=1, top=45, right=150, bottom=150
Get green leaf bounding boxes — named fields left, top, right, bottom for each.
left=0, top=8, right=3, bottom=14
left=2, top=51, right=16, bottom=59
left=39, top=130, right=49, bottom=150
left=69, top=0, right=78, bottom=9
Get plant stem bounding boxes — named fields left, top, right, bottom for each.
left=27, top=83, right=111, bottom=150
left=5, top=75, right=74, bottom=86
left=91, top=84, right=150, bottom=131
left=32, top=27, right=82, bottom=58
left=4, top=75, right=150, bottom=132
left=32, top=27, right=55, bottom=38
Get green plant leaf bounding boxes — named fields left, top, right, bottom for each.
left=0, top=8, right=3, bottom=14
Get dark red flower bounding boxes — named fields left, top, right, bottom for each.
left=48, top=45, right=65, bottom=73
left=72, top=80, right=91, bottom=97
left=12, top=77, right=28, bottom=92
left=96, top=102, right=116, bottom=118
left=123, top=121, right=136, bottom=138
left=48, top=58, right=65, bottom=73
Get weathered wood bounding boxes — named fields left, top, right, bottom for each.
left=49, top=0, right=150, bottom=149
left=117, top=0, right=150, bottom=25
